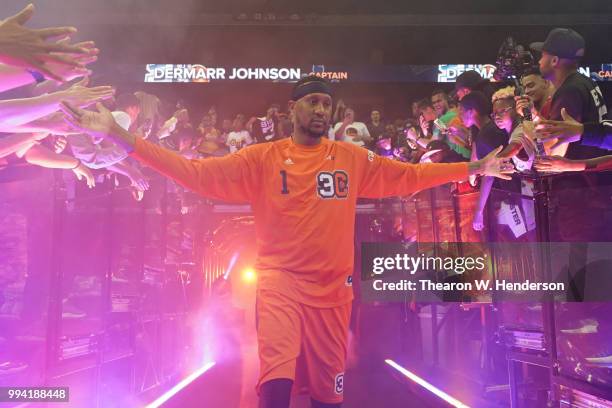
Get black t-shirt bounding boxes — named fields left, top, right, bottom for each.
left=366, top=121, right=386, bottom=150
left=252, top=117, right=276, bottom=143
left=474, top=120, right=508, bottom=160
left=366, top=122, right=386, bottom=140
left=474, top=121, right=514, bottom=190
left=550, top=72, right=609, bottom=160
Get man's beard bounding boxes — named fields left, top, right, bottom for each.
left=300, top=123, right=327, bottom=138
left=302, top=126, right=325, bottom=139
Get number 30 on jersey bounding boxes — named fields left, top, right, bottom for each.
left=279, top=170, right=349, bottom=199
left=317, top=171, right=349, bottom=199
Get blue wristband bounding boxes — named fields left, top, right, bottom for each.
left=26, top=69, right=45, bottom=84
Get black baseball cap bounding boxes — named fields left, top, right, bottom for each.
left=530, top=28, right=585, bottom=59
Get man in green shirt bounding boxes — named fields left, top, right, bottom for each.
left=431, top=89, right=471, bottom=159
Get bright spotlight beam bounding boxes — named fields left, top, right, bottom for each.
left=385, top=359, right=470, bottom=408
left=145, top=362, right=216, bottom=408
left=223, top=252, right=240, bottom=280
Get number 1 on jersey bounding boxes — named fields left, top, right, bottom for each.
left=280, top=170, right=289, bottom=194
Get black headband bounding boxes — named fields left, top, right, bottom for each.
left=291, top=80, right=333, bottom=101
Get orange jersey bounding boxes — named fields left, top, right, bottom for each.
left=132, top=137, right=469, bottom=307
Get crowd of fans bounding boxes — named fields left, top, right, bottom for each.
left=0, top=6, right=611, bottom=219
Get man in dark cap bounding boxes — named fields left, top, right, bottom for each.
left=531, top=28, right=610, bottom=313
left=531, top=27, right=608, bottom=160
left=59, top=75, right=514, bottom=408
left=531, top=28, right=609, bottom=240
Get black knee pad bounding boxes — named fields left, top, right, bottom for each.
left=259, top=378, right=293, bottom=408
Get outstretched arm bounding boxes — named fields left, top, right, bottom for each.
left=497, top=142, right=523, bottom=159
left=537, top=108, right=612, bottom=151
left=0, top=63, right=36, bottom=91
left=3, top=112, right=80, bottom=135
left=0, top=44, right=96, bottom=93
left=582, top=121, right=612, bottom=150
left=0, top=78, right=113, bottom=129
left=357, top=145, right=514, bottom=198
left=0, top=132, right=46, bottom=158
left=21, top=143, right=94, bottom=187
left=61, top=102, right=261, bottom=202
left=472, top=176, right=494, bottom=231
left=535, top=155, right=612, bottom=173
left=107, top=160, right=149, bottom=192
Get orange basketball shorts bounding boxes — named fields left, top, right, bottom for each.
left=255, top=289, right=352, bottom=404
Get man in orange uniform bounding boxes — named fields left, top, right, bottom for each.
left=60, top=76, right=513, bottom=408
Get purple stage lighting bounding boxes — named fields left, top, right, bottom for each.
left=144, top=362, right=216, bottom=408
left=223, top=251, right=240, bottom=280
left=385, top=359, right=470, bottom=408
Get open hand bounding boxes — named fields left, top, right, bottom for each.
left=128, top=167, right=150, bottom=192
left=60, top=101, right=118, bottom=141
left=342, top=112, right=354, bottom=125
left=60, top=77, right=114, bottom=108
left=130, top=186, right=144, bottom=202
left=0, top=4, right=89, bottom=81
left=72, top=161, right=95, bottom=188
left=43, top=40, right=98, bottom=82
left=536, top=108, right=583, bottom=150
left=478, top=145, right=515, bottom=180
left=53, top=135, right=67, bottom=153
